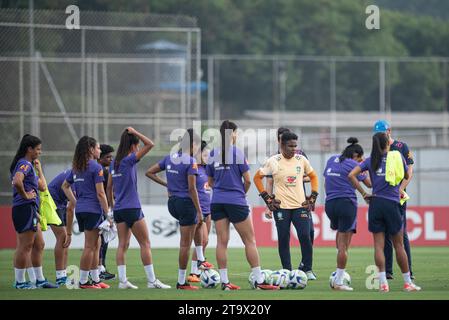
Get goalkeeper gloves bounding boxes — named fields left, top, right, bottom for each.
left=301, top=191, right=319, bottom=212
left=260, top=191, right=281, bottom=212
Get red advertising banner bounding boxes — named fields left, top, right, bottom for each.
left=252, top=206, right=449, bottom=247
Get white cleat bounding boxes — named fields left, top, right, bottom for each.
left=306, top=271, right=317, bottom=280
left=404, top=282, right=421, bottom=292
left=118, top=281, right=138, bottom=289
left=147, top=279, right=171, bottom=289
left=332, top=284, right=354, bottom=291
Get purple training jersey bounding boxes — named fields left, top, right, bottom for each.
left=159, top=152, right=199, bottom=198
left=11, top=158, right=39, bottom=207
left=197, top=165, right=211, bottom=214
left=206, top=146, right=250, bottom=206
left=359, top=153, right=408, bottom=203
left=111, top=152, right=141, bottom=211
left=66, top=159, right=104, bottom=214
left=48, top=169, right=72, bottom=210
left=324, top=155, right=367, bottom=205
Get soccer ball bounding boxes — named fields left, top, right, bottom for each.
left=329, top=271, right=351, bottom=288
left=248, top=269, right=272, bottom=289
left=269, top=270, right=289, bottom=289
left=288, top=270, right=308, bottom=289
left=200, top=269, right=220, bottom=289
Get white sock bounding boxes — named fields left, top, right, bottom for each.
left=118, top=265, right=127, bottom=283
left=219, top=268, right=229, bottom=284
left=27, top=267, right=36, bottom=283
left=335, top=268, right=345, bottom=285
left=252, top=266, right=264, bottom=284
left=15, top=268, right=26, bottom=283
left=191, top=261, right=199, bottom=275
left=178, top=269, right=187, bottom=285
left=33, top=266, right=45, bottom=281
left=144, top=264, right=156, bottom=283
left=56, top=269, right=66, bottom=279
left=80, top=270, right=89, bottom=284
left=195, top=246, right=205, bottom=262
left=90, top=269, right=100, bottom=283
left=379, top=271, right=387, bottom=284
left=402, top=272, right=412, bottom=284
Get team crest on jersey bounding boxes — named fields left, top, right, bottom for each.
left=277, top=212, right=283, bottom=221
left=167, top=164, right=171, bottom=170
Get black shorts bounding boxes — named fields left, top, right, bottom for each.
left=12, top=203, right=39, bottom=233
left=75, top=212, right=104, bottom=232
left=114, top=208, right=144, bottom=228
left=368, top=197, right=403, bottom=235
left=211, top=203, right=249, bottom=224
left=325, top=198, right=357, bottom=233
left=48, top=208, right=67, bottom=227
left=168, top=196, right=197, bottom=226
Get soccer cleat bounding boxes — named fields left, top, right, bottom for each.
left=14, top=281, right=34, bottom=289
left=197, top=260, right=211, bottom=271
left=332, top=284, right=354, bottom=291
left=379, top=283, right=390, bottom=293
left=118, top=280, right=138, bottom=289
left=202, top=261, right=215, bottom=269
left=386, top=273, right=394, bottom=280
left=93, top=281, right=110, bottom=289
left=306, top=271, right=317, bottom=280
left=255, top=282, right=280, bottom=290
left=176, top=282, right=199, bottom=290
left=221, top=282, right=241, bottom=291
left=187, top=273, right=201, bottom=283
left=404, top=282, right=421, bottom=292
left=148, top=279, right=171, bottom=289
left=36, top=279, right=59, bottom=289
left=100, top=270, right=116, bottom=281
left=79, top=281, right=101, bottom=289
left=55, top=276, right=73, bottom=287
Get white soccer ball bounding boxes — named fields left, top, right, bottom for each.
left=269, top=269, right=290, bottom=289
left=288, top=270, right=308, bottom=289
left=248, top=269, right=272, bottom=289
left=329, top=271, right=351, bottom=288
left=200, top=269, right=220, bottom=289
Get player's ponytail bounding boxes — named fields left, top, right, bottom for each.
left=339, top=137, right=364, bottom=162
left=220, top=120, right=237, bottom=166
left=115, top=129, right=139, bottom=171
left=9, top=134, right=42, bottom=174
left=179, top=128, right=200, bottom=157
left=73, top=136, right=97, bottom=173
left=371, top=132, right=389, bottom=171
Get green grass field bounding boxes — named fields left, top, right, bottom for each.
left=1, top=247, right=448, bottom=300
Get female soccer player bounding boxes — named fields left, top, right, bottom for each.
left=62, top=136, right=110, bottom=289
left=146, top=129, right=203, bottom=290
left=188, top=140, right=214, bottom=283
left=349, top=132, right=421, bottom=292
left=48, top=169, right=76, bottom=286
left=10, top=134, right=57, bottom=289
left=107, top=127, right=170, bottom=290
left=254, top=131, right=319, bottom=280
left=207, top=120, right=278, bottom=290
left=324, top=137, right=371, bottom=291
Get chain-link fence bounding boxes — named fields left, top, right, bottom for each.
left=0, top=9, right=201, bottom=204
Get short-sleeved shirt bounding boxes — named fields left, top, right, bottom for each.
left=48, top=169, right=72, bottom=210
left=359, top=154, right=408, bottom=203
left=324, top=155, right=367, bottom=206
left=159, top=152, right=198, bottom=198
left=66, top=160, right=104, bottom=214
left=111, top=153, right=141, bottom=211
left=391, top=140, right=414, bottom=166
left=206, top=147, right=250, bottom=206
left=259, top=153, right=314, bottom=209
left=197, top=165, right=211, bottom=214
left=11, top=158, right=39, bottom=207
